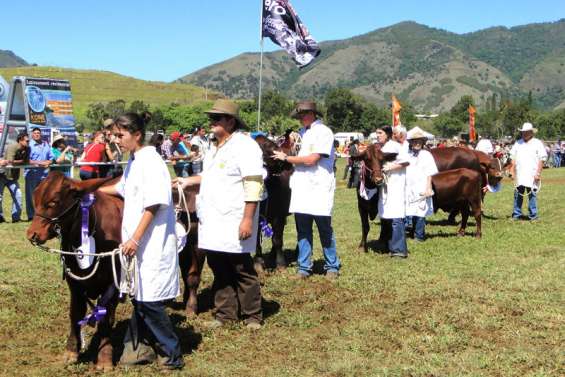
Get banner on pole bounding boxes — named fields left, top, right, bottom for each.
left=468, top=105, right=476, bottom=142
left=262, top=0, right=321, bottom=68
left=392, top=95, right=402, bottom=127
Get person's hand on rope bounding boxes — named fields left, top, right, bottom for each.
left=173, top=176, right=199, bottom=189
left=121, top=238, right=138, bottom=257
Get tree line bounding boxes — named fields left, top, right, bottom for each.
left=82, top=89, right=565, bottom=140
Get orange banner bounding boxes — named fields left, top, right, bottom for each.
left=392, top=95, right=402, bottom=127
left=468, top=105, right=476, bottom=142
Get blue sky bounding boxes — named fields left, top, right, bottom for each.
left=3, top=0, right=564, bottom=82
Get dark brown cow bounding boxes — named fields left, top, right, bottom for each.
left=253, top=135, right=293, bottom=269
left=432, top=168, right=483, bottom=237
left=172, top=185, right=205, bottom=317
left=26, top=172, right=122, bottom=370
left=352, top=144, right=397, bottom=252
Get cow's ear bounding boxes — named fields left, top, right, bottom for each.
left=383, top=152, right=398, bottom=162
left=69, top=177, right=113, bottom=196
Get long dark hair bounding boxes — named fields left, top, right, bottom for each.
left=114, top=112, right=152, bottom=142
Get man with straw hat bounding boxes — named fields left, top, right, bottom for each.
left=272, top=100, right=341, bottom=280
left=175, top=99, right=264, bottom=330
left=405, top=128, right=438, bottom=241
left=509, top=122, right=547, bottom=221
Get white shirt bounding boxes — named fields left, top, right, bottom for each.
left=510, top=137, right=547, bottom=188
left=289, top=120, right=336, bottom=217
left=379, top=140, right=409, bottom=219
left=117, top=146, right=180, bottom=302
left=197, top=132, right=263, bottom=253
left=405, top=149, right=438, bottom=217
left=476, top=139, right=494, bottom=155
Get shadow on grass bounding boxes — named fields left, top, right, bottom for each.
left=426, top=231, right=478, bottom=239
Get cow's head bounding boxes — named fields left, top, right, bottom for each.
left=355, top=144, right=395, bottom=185
left=27, top=172, right=111, bottom=245
left=486, top=157, right=504, bottom=188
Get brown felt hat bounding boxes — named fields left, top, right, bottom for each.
left=205, top=99, right=247, bottom=129
left=291, top=100, right=323, bottom=119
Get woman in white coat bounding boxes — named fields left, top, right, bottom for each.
left=377, top=126, right=410, bottom=258
left=405, top=130, right=438, bottom=241
left=99, top=112, right=183, bottom=369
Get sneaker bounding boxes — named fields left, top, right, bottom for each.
left=390, top=252, right=408, bottom=259
left=325, top=271, right=339, bottom=281
left=245, top=321, right=262, bottom=331
left=157, top=355, right=184, bottom=370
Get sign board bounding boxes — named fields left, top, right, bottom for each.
left=0, top=76, right=78, bottom=156
left=0, top=75, right=8, bottom=127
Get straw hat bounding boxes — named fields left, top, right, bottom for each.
left=290, top=100, right=323, bottom=119
left=103, top=118, right=114, bottom=128
left=518, top=122, right=537, bottom=133
left=407, top=129, right=428, bottom=141
left=205, top=99, right=247, bottom=129
left=52, top=135, right=66, bottom=146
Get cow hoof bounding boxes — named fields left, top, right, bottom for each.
left=457, top=231, right=465, bottom=237
left=62, top=350, right=79, bottom=364
left=276, top=264, right=286, bottom=272
left=254, top=262, right=265, bottom=275
left=95, top=360, right=114, bottom=372
left=185, top=307, right=197, bottom=319
left=475, top=233, right=482, bottom=239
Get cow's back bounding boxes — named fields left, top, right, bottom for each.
left=431, top=147, right=481, bottom=172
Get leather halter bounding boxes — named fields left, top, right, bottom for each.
left=34, top=198, right=81, bottom=224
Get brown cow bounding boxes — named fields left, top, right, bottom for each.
left=253, top=135, right=293, bottom=270
left=172, top=185, right=205, bottom=316
left=353, top=144, right=397, bottom=252
left=432, top=168, right=483, bottom=238
left=27, top=172, right=122, bottom=370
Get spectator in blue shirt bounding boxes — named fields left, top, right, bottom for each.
left=25, top=127, right=54, bottom=220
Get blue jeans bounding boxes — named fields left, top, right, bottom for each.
left=24, top=174, right=44, bottom=220
left=388, top=218, right=408, bottom=255
left=295, top=213, right=340, bottom=276
left=412, top=216, right=426, bottom=241
left=553, top=152, right=561, bottom=168
left=124, top=300, right=183, bottom=368
left=513, top=185, right=538, bottom=220
left=174, top=163, right=189, bottom=178
left=0, top=176, right=23, bottom=221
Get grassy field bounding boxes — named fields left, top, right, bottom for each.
left=0, top=160, right=563, bottom=376
left=0, top=66, right=218, bottom=121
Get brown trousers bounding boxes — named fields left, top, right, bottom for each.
left=205, top=251, right=262, bottom=324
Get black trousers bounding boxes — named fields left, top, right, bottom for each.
left=206, top=251, right=262, bottom=324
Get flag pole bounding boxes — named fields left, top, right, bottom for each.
left=257, top=0, right=264, bottom=132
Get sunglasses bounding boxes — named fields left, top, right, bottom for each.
left=208, top=114, right=225, bottom=123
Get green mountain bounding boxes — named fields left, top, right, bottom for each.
left=0, top=50, right=29, bottom=67
left=0, top=66, right=217, bottom=121
left=177, top=19, right=565, bottom=111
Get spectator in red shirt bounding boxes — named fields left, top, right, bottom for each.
left=79, top=131, right=107, bottom=180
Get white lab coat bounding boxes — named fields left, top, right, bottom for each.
left=405, top=149, right=438, bottom=217
left=289, top=120, right=336, bottom=217
left=378, top=141, right=409, bottom=219
left=117, top=146, right=180, bottom=302
left=510, top=138, right=547, bottom=188
left=197, top=132, right=264, bottom=253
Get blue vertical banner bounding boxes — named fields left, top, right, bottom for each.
left=262, top=0, right=321, bottom=68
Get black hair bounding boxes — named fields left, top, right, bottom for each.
left=17, top=132, right=28, bottom=142
left=377, top=125, right=393, bottom=140
left=31, top=127, right=41, bottom=133
left=149, top=133, right=164, bottom=146
left=190, top=144, right=200, bottom=152
left=114, top=112, right=152, bottom=142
